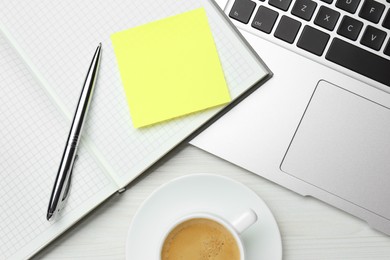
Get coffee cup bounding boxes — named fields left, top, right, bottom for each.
left=160, top=209, right=258, bottom=260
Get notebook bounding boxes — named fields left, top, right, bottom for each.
left=0, top=0, right=269, bottom=259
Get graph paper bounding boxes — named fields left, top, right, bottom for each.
left=0, top=32, right=117, bottom=259
left=0, top=0, right=269, bottom=258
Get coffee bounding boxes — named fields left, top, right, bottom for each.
left=161, top=218, right=240, bottom=260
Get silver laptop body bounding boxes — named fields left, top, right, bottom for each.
left=192, top=0, right=390, bottom=234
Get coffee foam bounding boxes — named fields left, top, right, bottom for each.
left=161, top=218, right=240, bottom=260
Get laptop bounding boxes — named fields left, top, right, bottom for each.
left=191, top=0, right=390, bottom=235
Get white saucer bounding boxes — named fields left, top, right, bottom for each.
left=126, top=174, right=282, bottom=259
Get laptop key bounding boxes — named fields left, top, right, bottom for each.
left=335, top=0, right=361, bottom=14
left=251, top=6, right=279, bottom=33
left=383, top=10, right=390, bottom=30
left=297, top=25, right=330, bottom=56
left=326, top=38, right=390, bottom=86
left=274, top=15, right=302, bottom=43
left=314, top=6, right=340, bottom=31
left=291, top=0, right=317, bottom=21
left=385, top=41, right=390, bottom=56
left=337, top=15, right=363, bottom=40
left=359, top=0, right=385, bottom=24
left=360, top=25, right=387, bottom=51
left=269, top=0, right=292, bottom=11
left=229, top=0, right=256, bottom=24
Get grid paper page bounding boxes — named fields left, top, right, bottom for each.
left=0, top=33, right=117, bottom=259
left=0, top=0, right=268, bottom=187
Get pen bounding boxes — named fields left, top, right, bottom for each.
left=47, top=43, right=102, bottom=221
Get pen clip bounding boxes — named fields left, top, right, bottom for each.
left=47, top=154, right=78, bottom=221
left=62, top=154, right=77, bottom=201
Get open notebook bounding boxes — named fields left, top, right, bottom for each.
left=0, top=0, right=270, bottom=258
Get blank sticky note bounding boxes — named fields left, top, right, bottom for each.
left=111, top=8, right=231, bottom=128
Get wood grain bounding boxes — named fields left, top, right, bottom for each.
left=33, top=145, right=390, bottom=259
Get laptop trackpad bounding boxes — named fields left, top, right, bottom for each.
left=281, top=80, right=390, bottom=218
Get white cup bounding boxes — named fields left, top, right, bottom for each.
left=160, top=209, right=258, bottom=260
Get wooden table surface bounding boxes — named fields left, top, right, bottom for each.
left=33, top=145, right=390, bottom=259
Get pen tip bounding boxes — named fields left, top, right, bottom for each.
left=47, top=212, right=53, bottom=221
left=98, top=42, right=102, bottom=48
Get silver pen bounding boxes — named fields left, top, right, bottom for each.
left=47, top=43, right=102, bottom=221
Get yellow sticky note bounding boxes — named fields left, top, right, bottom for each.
left=111, top=8, right=231, bottom=128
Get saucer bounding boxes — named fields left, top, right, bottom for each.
left=126, top=174, right=282, bottom=259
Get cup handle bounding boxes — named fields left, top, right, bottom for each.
left=231, top=209, right=258, bottom=235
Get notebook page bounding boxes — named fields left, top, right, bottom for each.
left=0, top=0, right=269, bottom=187
left=0, top=33, right=117, bottom=260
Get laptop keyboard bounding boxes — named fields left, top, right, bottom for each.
left=228, top=0, right=390, bottom=87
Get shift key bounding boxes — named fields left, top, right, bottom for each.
left=326, top=38, right=390, bottom=87
left=229, top=0, right=256, bottom=24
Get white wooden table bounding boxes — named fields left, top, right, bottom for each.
left=33, top=145, right=390, bottom=259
